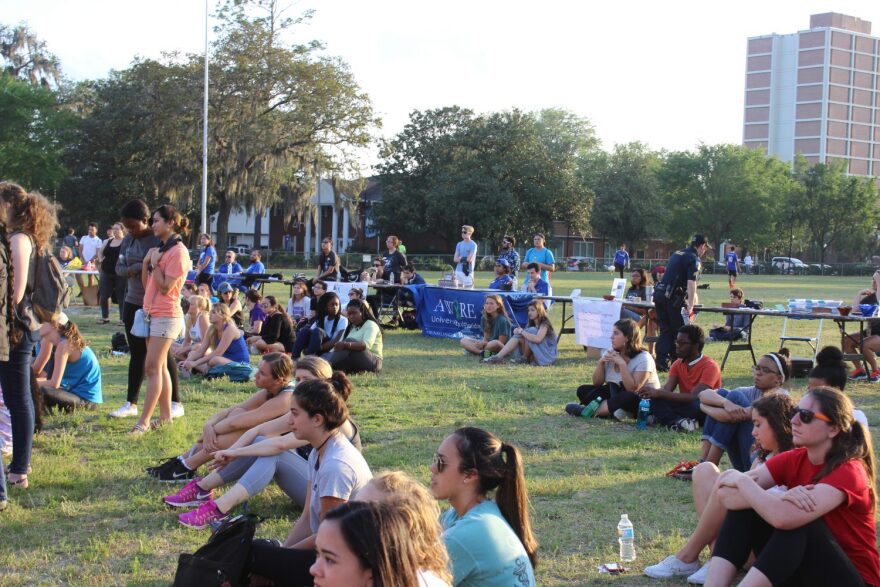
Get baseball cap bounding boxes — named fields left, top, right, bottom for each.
left=495, top=258, right=510, bottom=267
left=691, top=234, right=712, bottom=248
left=217, top=282, right=234, bottom=293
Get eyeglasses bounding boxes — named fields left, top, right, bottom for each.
left=431, top=453, right=447, bottom=473
left=794, top=408, right=832, bottom=424
left=752, top=365, right=780, bottom=376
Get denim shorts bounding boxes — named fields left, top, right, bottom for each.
left=149, top=316, right=184, bottom=340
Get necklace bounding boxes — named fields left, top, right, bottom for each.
left=312, top=432, right=334, bottom=471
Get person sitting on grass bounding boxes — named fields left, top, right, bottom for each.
left=186, top=379, right=372, bottom=587
left=708, top=288, right=750, bottom=342
left=287, top=279, right=312, bottom=327
left=566, top=318, right=660, bottom=420
left=244, top=288, right=265, bottom=337
left=519, top=262, right=549, bottom=296
left=842, top=275, right=880, bottom=382
left=171, top=294, right=210, bottom=361
left=488, top=259, right=514, bottom=291
left=704, top=387, right=880, bottom=587
left=808, top=346, right=869, bottom=427
left=216, top=281, right=244, bottom=329
left=483, top=299, right=557, bottom=366
left=429, top=427, right=538, bottom=586
left=197, top=282, right=218, bottom=304
left=179, top=303, right=250, bottom=376
left=246, top=295, right=295, bottom=354
left=327, top=299, right=383, bottom=374
left=291, top=292, right=349, bottom=359
left=697, top=350, right=791, bottom=471
left=163, top=358, right=359, bottom=511
left=32, top=314, right=102, bottom=412
left=639, top=325, right=722, bottom=432
left=147, top=353, right=295, bottom=482
left=461, top=294, right=511, bottom=359
left=645, top=392, right=796, bottom=583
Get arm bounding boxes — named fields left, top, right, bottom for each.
left=225, top=413, right=292, bottom=451
left=521, top=324, right=548, bottom=343
left=284, top=486, right=313, bottom=547
left=10, top=233, right=32, bottom=305
left=591, top=356, right=607, bottom=386
left=47, top=340, right=72, bottom=389
left=215, top=432, right=306, bottom=461
left=32, top=329, right=55, bottom=377
left=620, top=368, right=651, bottom=393
left=686, top=279, right=697, bottom=312
left=290, top=496, right=347, bottom=551
left=192, top=328, right=238, bottom=366
left=213, top=394, right=291, bottom=435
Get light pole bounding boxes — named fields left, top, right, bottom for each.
left=200, top=0, right=209, bottom=237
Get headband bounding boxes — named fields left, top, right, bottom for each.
left=764, top=353, right=786, bottom=382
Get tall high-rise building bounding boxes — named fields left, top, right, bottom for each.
left=743, top=13, right=879, bottom=177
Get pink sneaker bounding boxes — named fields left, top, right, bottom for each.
left=178, top=500, right=227, bottom=529
left=163, top=478, right=213, bottom=508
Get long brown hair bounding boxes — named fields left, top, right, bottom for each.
left=204, top=303, right=236, bottom=348
left=751, top=392, right=795, bottom=463
left=614, top=318, right=644, bottom=359
left=57, top=320, right=86, bottom=352
left=806, top=386, right=877, bottom=504
left=0, top=182, right=21, bottom=347
left=0, top=183, right=59, bottom=253
left=453, top=427, right=538, bottom=567
left=527, top=299, right=554, bottom=335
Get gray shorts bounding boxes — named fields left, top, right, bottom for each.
left=149, top=316, right=184, bottom=340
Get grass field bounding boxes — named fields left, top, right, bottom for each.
left=1, top=271, right=877, bottom=586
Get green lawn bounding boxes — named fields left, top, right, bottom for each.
left=1, top=271, right=877, bottom=586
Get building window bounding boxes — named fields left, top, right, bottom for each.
left=573, top=241, right=594, bottom=258
left=635, top=250, right=645, bottom=260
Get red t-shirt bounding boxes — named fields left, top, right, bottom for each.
left=668, top=355, right=722, bottom=394
left=766, top=448, right=880, bottom=585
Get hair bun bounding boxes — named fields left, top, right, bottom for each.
left=776, top=347, right=791, bottom=359
left=815, top=346, right=845, bottom=368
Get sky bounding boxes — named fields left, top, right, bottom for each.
left=3, top=0, right=879, bottom=170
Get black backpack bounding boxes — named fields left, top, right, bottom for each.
left=173, top=514, right=259, bottom=587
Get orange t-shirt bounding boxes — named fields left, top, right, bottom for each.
left=143, top=242, right=190, bottom=318
left=668, top=355, right=722, bottom=394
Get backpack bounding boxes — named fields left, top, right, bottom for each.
left=173, top=513, right=259, bottom=587
left=111, top=332, right=129, bottom=354
left=25, top=237, right=71, bottom=324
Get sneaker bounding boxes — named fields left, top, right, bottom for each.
left=565, top=403, right=585, bottom=417
left=687, top=560, right=711, bottom=584
left=171, top=402, right=185, bottom=419
left=671, top=418, right=698, bottom=433
left=178, top=500, right=228, bottom=529
left=153, top=456, right=196, bottom=483
left=482, top=355, right=504, bottom=364
left=869, top=370, right=880, bottom=383
left=644, top=555, right=701, bottom=579
left=849, top=368, right=868, bottom=381
left=164, top=478, right=213, bottom=508
left=146, top=456, right=178, bottom=478
left=613, top=408, right=635, bottom=421
left=109, top=401, right=138, bottom=418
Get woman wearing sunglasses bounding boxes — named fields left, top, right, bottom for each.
left=697, top=351, right=791, bottom=471
left=705, top=386, right=879, bottom=587
left=430, top=427, right=537, bottom=586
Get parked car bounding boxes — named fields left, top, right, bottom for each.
left=230, top=244, right=251, bottom=255
left=566, top=256, right=592, bottom=271
left=771, top=256, right=807, bottom=274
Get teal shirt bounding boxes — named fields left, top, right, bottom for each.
left=480, top=314, right=511, bottom=342
left=60, top=346, right=103, bottom=404
left=440, top=501, right=536, bottom=587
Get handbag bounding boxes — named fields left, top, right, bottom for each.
left=173, top=513, right=260, bottom=587
left=130, top=309, right=150, bottom=338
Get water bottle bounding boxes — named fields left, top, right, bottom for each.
left=636, top=398, right=650, bottom=430
left=390, top=272, right=395, bottom=284
left=680, top=307, right=690, bottom=324
left=581, top=396, right=602, bottom=418
left=618, top=514, right=636, bottom=562
left=646, top=285, right=654, bottom=301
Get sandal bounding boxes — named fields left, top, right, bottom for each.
left=7, top=475, right=28, bottom=489
left=129, top=423, right=149, bottom=436
left=665, top=460, right=700, bottom=481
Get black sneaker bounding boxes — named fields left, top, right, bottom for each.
left=151, top=457, right=195, bottom=483
left=565, top=403, right=585, bottom=417
left=145, top=456, right=179, bottom=478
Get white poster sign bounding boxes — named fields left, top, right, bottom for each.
left=611, top=278, right=627, bottom=300
left=574, top=298, right=622, bottom=350
left=325, top=281, right=369, bottom=300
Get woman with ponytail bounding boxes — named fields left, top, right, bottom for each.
left=430, top=427, right=537, bottom=587
left=33, top=314, right=102, bottom=411
left=0, top=182, right=59, bottom=491
left=706, top=386, right=880, bottom=586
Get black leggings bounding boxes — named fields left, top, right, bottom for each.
left=327, top=349, right=382, bottom=374
left=99, top=271, right=126, bottom=321
left=41, top=387, right=97, bottom=412
left=576, top=382, right=638, bottom=415
left=249, top=540, right=315, bottom=587
left=713, top=509, right=866, bottom=586
left=122, top=301, right=180, bottom=405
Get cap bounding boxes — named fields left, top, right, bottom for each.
left=495, top=258, right=510, bottom=267
left=217, top=282, right=234, bottom=293
left=56, top=312, right=69, bottom=326
left=691, top=234, right=712, bottom=248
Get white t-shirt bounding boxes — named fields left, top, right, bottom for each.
left=287, top=296, right=312, bottom=321
left=419, top=570, right=452, bottom=587
left=80, top=235, right=103, bottom=262
left=603, top=350, right=662, bottom=388
left=306, top=432, right=372, bottom=534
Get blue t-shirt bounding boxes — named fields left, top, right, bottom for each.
left=217, top=262, right=243, bottom=275
left=489, top=275, right=514, bottom=290
left=61, top=347, right=103, bottom=404
left=455, top=240, right=478, bottom=274
left=523, top=247, right=555, bottom=282
left=244, top=261, right=266, bottom=274
left=725, top=251, right=738, bottom=271
left=520, top=278, right=549, bottom=296
left=221, top=326, right=250, bottom=363
left=198, top=246, right=217, bottom=275
left=441, top=500, right=536, bottom=587
left=407, top=273, right=426, bottom=285
left=614, top=250, right=630, bottom=266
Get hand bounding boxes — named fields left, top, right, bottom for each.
left=334, top=341, right=347, bottom=352
left=723, top=400, right=750, bottom=421
left=781, top=485, right=818, bottom=512
left=717, top=469, right=747, bottom=488
left=210, top=449, right=236, bottom=469
left=202, top=424, right=218, bottom=452
left=513, top=327, right=523, bottom=336
left=639, top=387, right=661, bottom=399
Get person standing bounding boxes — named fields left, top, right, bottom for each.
left=0, top=185, right=18, bottom=508
left=521, top=233, right=555, bottom=286
left=78, top=222, right=102, bottom=288
left=194, top=233, right=217, bottom=288
left=97, top=222, right=126, bottom=325
left=314, top=238, right=339, bottom=283
left=743, top=253, right=753, bottom=275
left=381, top=236, right=407, bottom=284
left=613, top=243, right=630, bottom=279
left=0, top=182, right=59, bottom=492
left=62, top=228, right=78, bottom=257
left=725, top=245, right=739, bottom=289
left=110, top=199, right=184, bottom=420
left=652, top=235, right=710, bottom=371
left=454, top=225, right=477, bottom=288
left=497, top=236, right=520, bottom=286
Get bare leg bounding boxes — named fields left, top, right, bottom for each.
left=705, top=557, right=740, bottom=587
left=675, top=463, right=722, bottom=563
left=484, top=340, right=504, bottom=353
left=212, top=483, right=249, bottom=513
left=492, top=337, right=521, bottom=361
left=737, top=568, right=772, bottom=587
left=460, top=337, right=485, bottom=355
left=136, top=336, right=175, bottom=428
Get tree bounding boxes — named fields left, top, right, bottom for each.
left=375, top=107, right=597, bottom=247
left=0, top=24, right=62, bottom=89
left=589, top=142, right=664, bottom=246
left=658, top=144, right=796, bottom=256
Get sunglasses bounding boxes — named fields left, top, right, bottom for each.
left=794, top=408, right=832, bottom=424
left=431, top=453, right=447, bottom=473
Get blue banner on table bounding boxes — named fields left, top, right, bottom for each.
left=410, top=286, right=535, bottom=339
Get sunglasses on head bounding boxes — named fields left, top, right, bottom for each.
left=794, top=408, right=832, bottom=424
left=431, top=453, right=447, bottom=473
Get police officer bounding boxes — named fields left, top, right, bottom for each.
left=652, top=234, right=711, bottom=370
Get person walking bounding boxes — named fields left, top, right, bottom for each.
left=725, top=245, right=739, bottom=289
left=613, top=243, right=630, bottom=279
left=97, top=223, right=126, bottom=325
left=652, top=235, right=710, bottom=372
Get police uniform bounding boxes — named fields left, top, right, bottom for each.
left=652, top=245, right=702, bottom=370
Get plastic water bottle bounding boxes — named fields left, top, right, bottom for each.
left=618, top=514, right=636, bottom=562
left=636, top=398, right=650, bottom=430
left=390, top=272, right=395, bottom=284
left=581, top=396, right=602, bottom=418
left=680, top=307, right=690, bottom=324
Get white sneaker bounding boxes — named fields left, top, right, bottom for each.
left=644, top=555, right=700, bottom=579
left=613, top=408, right=635, bottom=421
left=676, top=418, right=698, bottom=432
left=687, top=560, right=710, bottom=584
left=171, top=402, right=185, bottom=419
left=109, top=402, right=138, bottom=418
